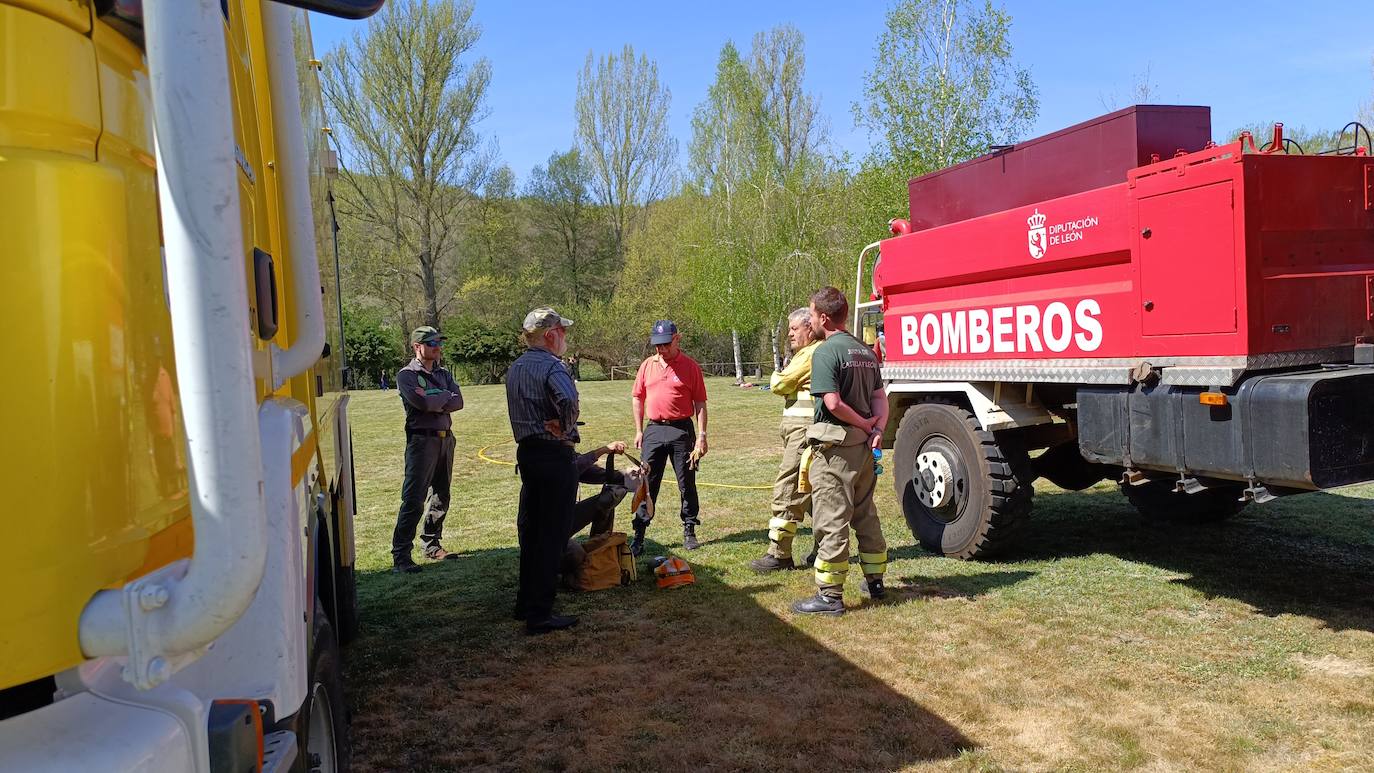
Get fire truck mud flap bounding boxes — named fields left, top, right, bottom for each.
left=1078, top=366, right=1374, bottom=491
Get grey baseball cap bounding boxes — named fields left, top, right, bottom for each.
left=522, top=306, right=574, bottom=332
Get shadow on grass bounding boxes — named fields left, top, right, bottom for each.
left=345, top=543, right=976, bottom=772
left=1015, top=487, right=1374, bottom=632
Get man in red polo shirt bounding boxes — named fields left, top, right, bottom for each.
left=630, top=320, right=709, bottom=554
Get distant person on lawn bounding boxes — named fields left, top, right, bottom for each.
left=390, top=326, right=464, bottom=573
left=750, top=306, right=823, bottom=573
left=629, top=320, right=709, bottom=555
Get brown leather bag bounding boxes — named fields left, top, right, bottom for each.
left=576, top=532, right=629, bottom=592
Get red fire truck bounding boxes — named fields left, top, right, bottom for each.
left=862, top=105, right=1374, bottom=559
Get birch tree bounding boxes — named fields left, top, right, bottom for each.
left=854, top=0, right=1038, bottom=227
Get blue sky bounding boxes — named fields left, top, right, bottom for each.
left=308, top=1, right=1373, bottom=187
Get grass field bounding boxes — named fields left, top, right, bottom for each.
left=343, top=378, right=1374, bottom=772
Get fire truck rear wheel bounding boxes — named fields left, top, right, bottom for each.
left=300, top=602, right=350, bottom=773
left=1120, top=479, right=1248, bottom=523
left=893, top=399, right=1033, bottom=559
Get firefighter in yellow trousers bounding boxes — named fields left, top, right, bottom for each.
left=750, top=307, right=823, bottom=572
left=792, top=286, right=889, bottom=616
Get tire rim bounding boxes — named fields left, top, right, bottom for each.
left=306, top=682, right=337, bottom=773
left=914, top=435, right=967, bottom=522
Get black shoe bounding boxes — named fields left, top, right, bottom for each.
left=424, top=547, right=460, bottom=561
left=791, top=593, right=845, bottom=616
left=683, top=525, right=700, bottom=551
left=630, top=519, right=647, bottom=557
left=526, top=614, right=579, bottom=635
left=391, top=560, right=422, bottom=575
left=862, top=578, right=887, bottom=600
left=749, top=554, right=795, bottom=573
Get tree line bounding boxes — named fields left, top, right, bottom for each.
left=323, top=0, right=1368, bottom=387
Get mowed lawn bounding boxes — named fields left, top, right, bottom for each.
left=343, top=378, right=1374, bottom=772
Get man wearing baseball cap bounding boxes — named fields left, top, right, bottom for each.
left=506, top=307, right=582, bottom=634
left=629, top=319, right=709, bottom=555
left=390, top=326, right=464, bottom=573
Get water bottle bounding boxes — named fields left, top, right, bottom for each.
left=872, top=448, right=884, bottom=476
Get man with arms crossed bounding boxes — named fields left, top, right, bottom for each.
left=792, top=287, right=889, bottom=616
left=391, top=326, right=464, bottom=573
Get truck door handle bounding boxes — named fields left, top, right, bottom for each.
left=253, top=248, right=279, bottom=340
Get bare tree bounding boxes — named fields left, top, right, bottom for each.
left=323, top=0, right=494, bottom=328
left=575, top=45, right=677, bottom=261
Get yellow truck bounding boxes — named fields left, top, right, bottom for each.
left=0, top=1, right=380, bottom=770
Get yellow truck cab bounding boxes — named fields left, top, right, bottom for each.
left=0, top=1, right=379, bottom=770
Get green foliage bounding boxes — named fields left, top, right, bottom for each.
left=525, top=149, right=615, bottom=305
left=343, top=305, right=405, bottom=389
left=323, top=0, right=494, bottom=327
left=442, top=317, right=523, bottom=384
left=855, top=0, right=1039, bottom=219
left=575, top=45, right=678, bottom=260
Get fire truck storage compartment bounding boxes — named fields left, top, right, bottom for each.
left=1077, top=367, right=1374, bottom=490
left=907, top=105, right=1211, bottom=232
left=1136, top=181, right=1238, bottom=336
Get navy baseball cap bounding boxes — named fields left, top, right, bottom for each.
left=649, top=320, right=677, bottom=345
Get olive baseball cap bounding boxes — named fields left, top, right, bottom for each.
left=522, top=306, right=574, bottom=332
left=649, top=320, right=678, bottom=345
left=410, top=326, right=444, bottom=345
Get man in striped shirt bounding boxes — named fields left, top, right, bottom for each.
left=506, top=307, right=581, bottom=635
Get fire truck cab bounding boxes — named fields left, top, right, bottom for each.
left=0, top=1, right=379, bottom=770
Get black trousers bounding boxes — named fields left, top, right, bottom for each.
left=391, top=432, right=455, bottom=562
left=636, top=420, right=700, bottom=527
left=514, top=439, right=578, bottom=623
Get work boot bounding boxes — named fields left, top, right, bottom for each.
left=861, top=577, right=887, bottom=601
left=391, top=558, right=422, bottom=575
left=630, top=520, right=647, bottom=557
left=791, top=593, right=845, bottom=616
left=683, top=524, right=700, bottom=550
left=526, top=614, right=579, bottom=636
left=748, top=554, right=795, bottom=573
left=424, top=547, right=460, bottom=561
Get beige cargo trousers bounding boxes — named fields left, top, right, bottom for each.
left=767, top=416, right=813, bottom=559
left=809, top=438, right=887, bottom=599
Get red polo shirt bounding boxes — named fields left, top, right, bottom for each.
left=632, top=352, right=707, bottom=421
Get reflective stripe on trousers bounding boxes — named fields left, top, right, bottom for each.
left=814, top=558, right=848, bottom=586
left=859, top=550, right=888, bottom=576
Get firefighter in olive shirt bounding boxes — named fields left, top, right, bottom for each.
left=390, top=326, right=464, bottom=573
left=791, top=287, right=889, bottom=616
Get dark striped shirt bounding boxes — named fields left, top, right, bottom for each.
left=506, top=347, right=580, bottom=444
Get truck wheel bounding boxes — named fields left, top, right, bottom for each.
left=299, top=603, right=350, bottom=773
left=893, top=399, right=1032, bottom=559
left=1121, top=480, right=1248, bottom=523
